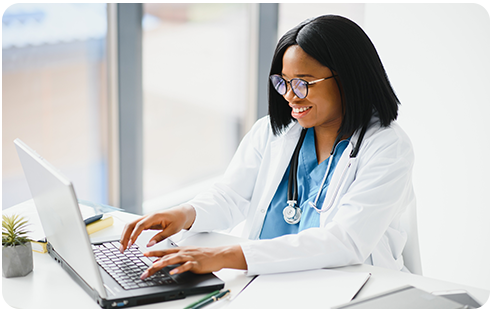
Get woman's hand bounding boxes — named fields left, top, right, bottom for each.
left=140, top=245, right=247, bottom=279
left=119, top=204, right=196, bottom=252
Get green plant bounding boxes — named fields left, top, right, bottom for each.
left=2, top=214, right=31, bottom=247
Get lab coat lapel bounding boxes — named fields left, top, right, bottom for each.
left=319, top=140, right=354, bottom=223
left=319, top=119, right=378, bottom=224
left=251, top=124, right=301, bottom=238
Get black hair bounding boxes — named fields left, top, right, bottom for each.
left=268, top=15, right=399, bottom=136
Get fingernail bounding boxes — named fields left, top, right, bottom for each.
left=170, top=269, right=178, bottom=275
left=147, top=240, right=156, bottom=247
left=140, top=271, right=148, bottom=280
left=119, top=245, right=124, bottom=253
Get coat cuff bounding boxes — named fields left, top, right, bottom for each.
left=239, top=241, right=258, bottom=276
left=185, top=201, right=210, bottom=233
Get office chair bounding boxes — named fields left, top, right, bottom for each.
left=400, top=198, right=423, bottom=275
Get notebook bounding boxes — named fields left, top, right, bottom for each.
left=14, top=138, right=224, bottom=309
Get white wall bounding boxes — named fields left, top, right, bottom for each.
left=363, top=3, right=490, bottom=290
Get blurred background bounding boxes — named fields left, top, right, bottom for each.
left=2, top=3, right=490, bottom=292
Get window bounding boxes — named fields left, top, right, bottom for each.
left=2, top=3, right=108, bottom=208
left=141, top=4, right=251, bottom=212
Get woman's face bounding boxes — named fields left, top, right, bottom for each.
left=281, top=45, right=343, bottom=132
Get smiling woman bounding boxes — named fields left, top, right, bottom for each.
left=120, top=14, right=416, bottom=279
left=278, top=45, right=344, bottom=160
left=268, top=16, right=399, bottom=139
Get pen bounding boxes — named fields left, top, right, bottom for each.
left=187, top=289, right=230, bottom=309
left=184, top=290, right=220, bottom=309
left=84, top=214, right=103, bottom=225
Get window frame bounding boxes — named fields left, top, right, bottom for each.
left=107, top=3, right=279, bottom=214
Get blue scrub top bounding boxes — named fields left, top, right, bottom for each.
left=259, top=127, right=350, bottom=239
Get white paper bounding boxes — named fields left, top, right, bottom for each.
left=226, top=269, right=370, bottom=309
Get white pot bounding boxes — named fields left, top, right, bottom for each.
left=2, top=242, right=33, bottom=278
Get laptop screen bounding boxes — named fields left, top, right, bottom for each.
left=15, top=139, right=107, bottom=298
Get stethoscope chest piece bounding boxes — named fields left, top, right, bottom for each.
left=283, top=200, right=301, bottom=224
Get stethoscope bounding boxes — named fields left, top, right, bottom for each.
left=283, top=125, right=368, bottom=224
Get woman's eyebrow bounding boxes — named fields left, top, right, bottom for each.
left=281, top=73, right=316, bottom=79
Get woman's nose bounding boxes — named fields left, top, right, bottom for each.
left=283, top=84, right=298, bottom=101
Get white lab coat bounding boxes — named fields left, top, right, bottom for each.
left=188, top=114, right=415, bottom=276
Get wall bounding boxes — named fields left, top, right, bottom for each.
left=363, top=3, right=490, bottom=290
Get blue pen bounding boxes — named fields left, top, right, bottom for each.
left=84, top=214, right=103, bottom=225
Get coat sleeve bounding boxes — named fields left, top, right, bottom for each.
left=186, top=117, right=271, bottom=233
left=239, top=125, right=415, bottom=276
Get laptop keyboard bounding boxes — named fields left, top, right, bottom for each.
left=92, top=242, right=177, bottom=290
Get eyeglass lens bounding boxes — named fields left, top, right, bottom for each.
left=270, top=75, right=308, bottom=99
left=270, top=75, right=287, bottom=95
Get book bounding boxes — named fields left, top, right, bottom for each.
left=31, top=238, right=48, bottom=254
left=86, top=215, right=114, bottom=235
left=31, top=215, right=114, bottom=253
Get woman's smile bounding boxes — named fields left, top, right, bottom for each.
left=291, top=106, right=312, bottom=118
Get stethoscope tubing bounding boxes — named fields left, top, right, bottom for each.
left=311, top=159, right=353, bottom=213
left=287, top=128, right=308, bottom=203
left=309, top=152, right=335, bottom=211
left=287, top=124, right=367, bottom=218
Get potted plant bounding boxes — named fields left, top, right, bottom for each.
left=2, top=214, right=33, bottom=278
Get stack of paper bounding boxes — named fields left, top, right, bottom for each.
left=226, top=269, right=371, bottom=309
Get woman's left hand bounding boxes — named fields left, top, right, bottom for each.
left=140, top=245, right=247, bottom=280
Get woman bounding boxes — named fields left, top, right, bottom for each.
left=120, top=15, right=415, bottom=279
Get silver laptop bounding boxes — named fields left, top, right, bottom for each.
left=14, top=138, right=224, bottom=309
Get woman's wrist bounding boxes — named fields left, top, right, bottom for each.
left=217, top=245, right=247, bottom=270
left=179, top=204, right=196, bottom=230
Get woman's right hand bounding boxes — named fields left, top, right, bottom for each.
left=119, top=204, right=196, bottom=253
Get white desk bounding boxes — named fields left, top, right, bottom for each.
left=2, top=200, right=490, bottom=310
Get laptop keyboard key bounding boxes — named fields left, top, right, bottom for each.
left=92, top=241, right=178, bottom=290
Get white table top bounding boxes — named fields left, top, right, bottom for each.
left=2, top=200, right=490, bottom=310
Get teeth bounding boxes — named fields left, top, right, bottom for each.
left=294, top=107, right=310, bottom=113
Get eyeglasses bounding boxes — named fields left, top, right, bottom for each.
left=269, top=74, right=337, bottom=99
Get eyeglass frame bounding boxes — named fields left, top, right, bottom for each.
left=269, top=74, right=338, bottom=99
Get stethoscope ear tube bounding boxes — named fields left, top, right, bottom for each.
left=287, top=128, right=308, bottom=202
left=350, top=124, right=367, bottom=158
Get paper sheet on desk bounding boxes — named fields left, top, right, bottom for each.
left=226, top=269, right=371, bottom=309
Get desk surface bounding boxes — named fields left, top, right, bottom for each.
left=2, top=200, right=490, bottom=309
